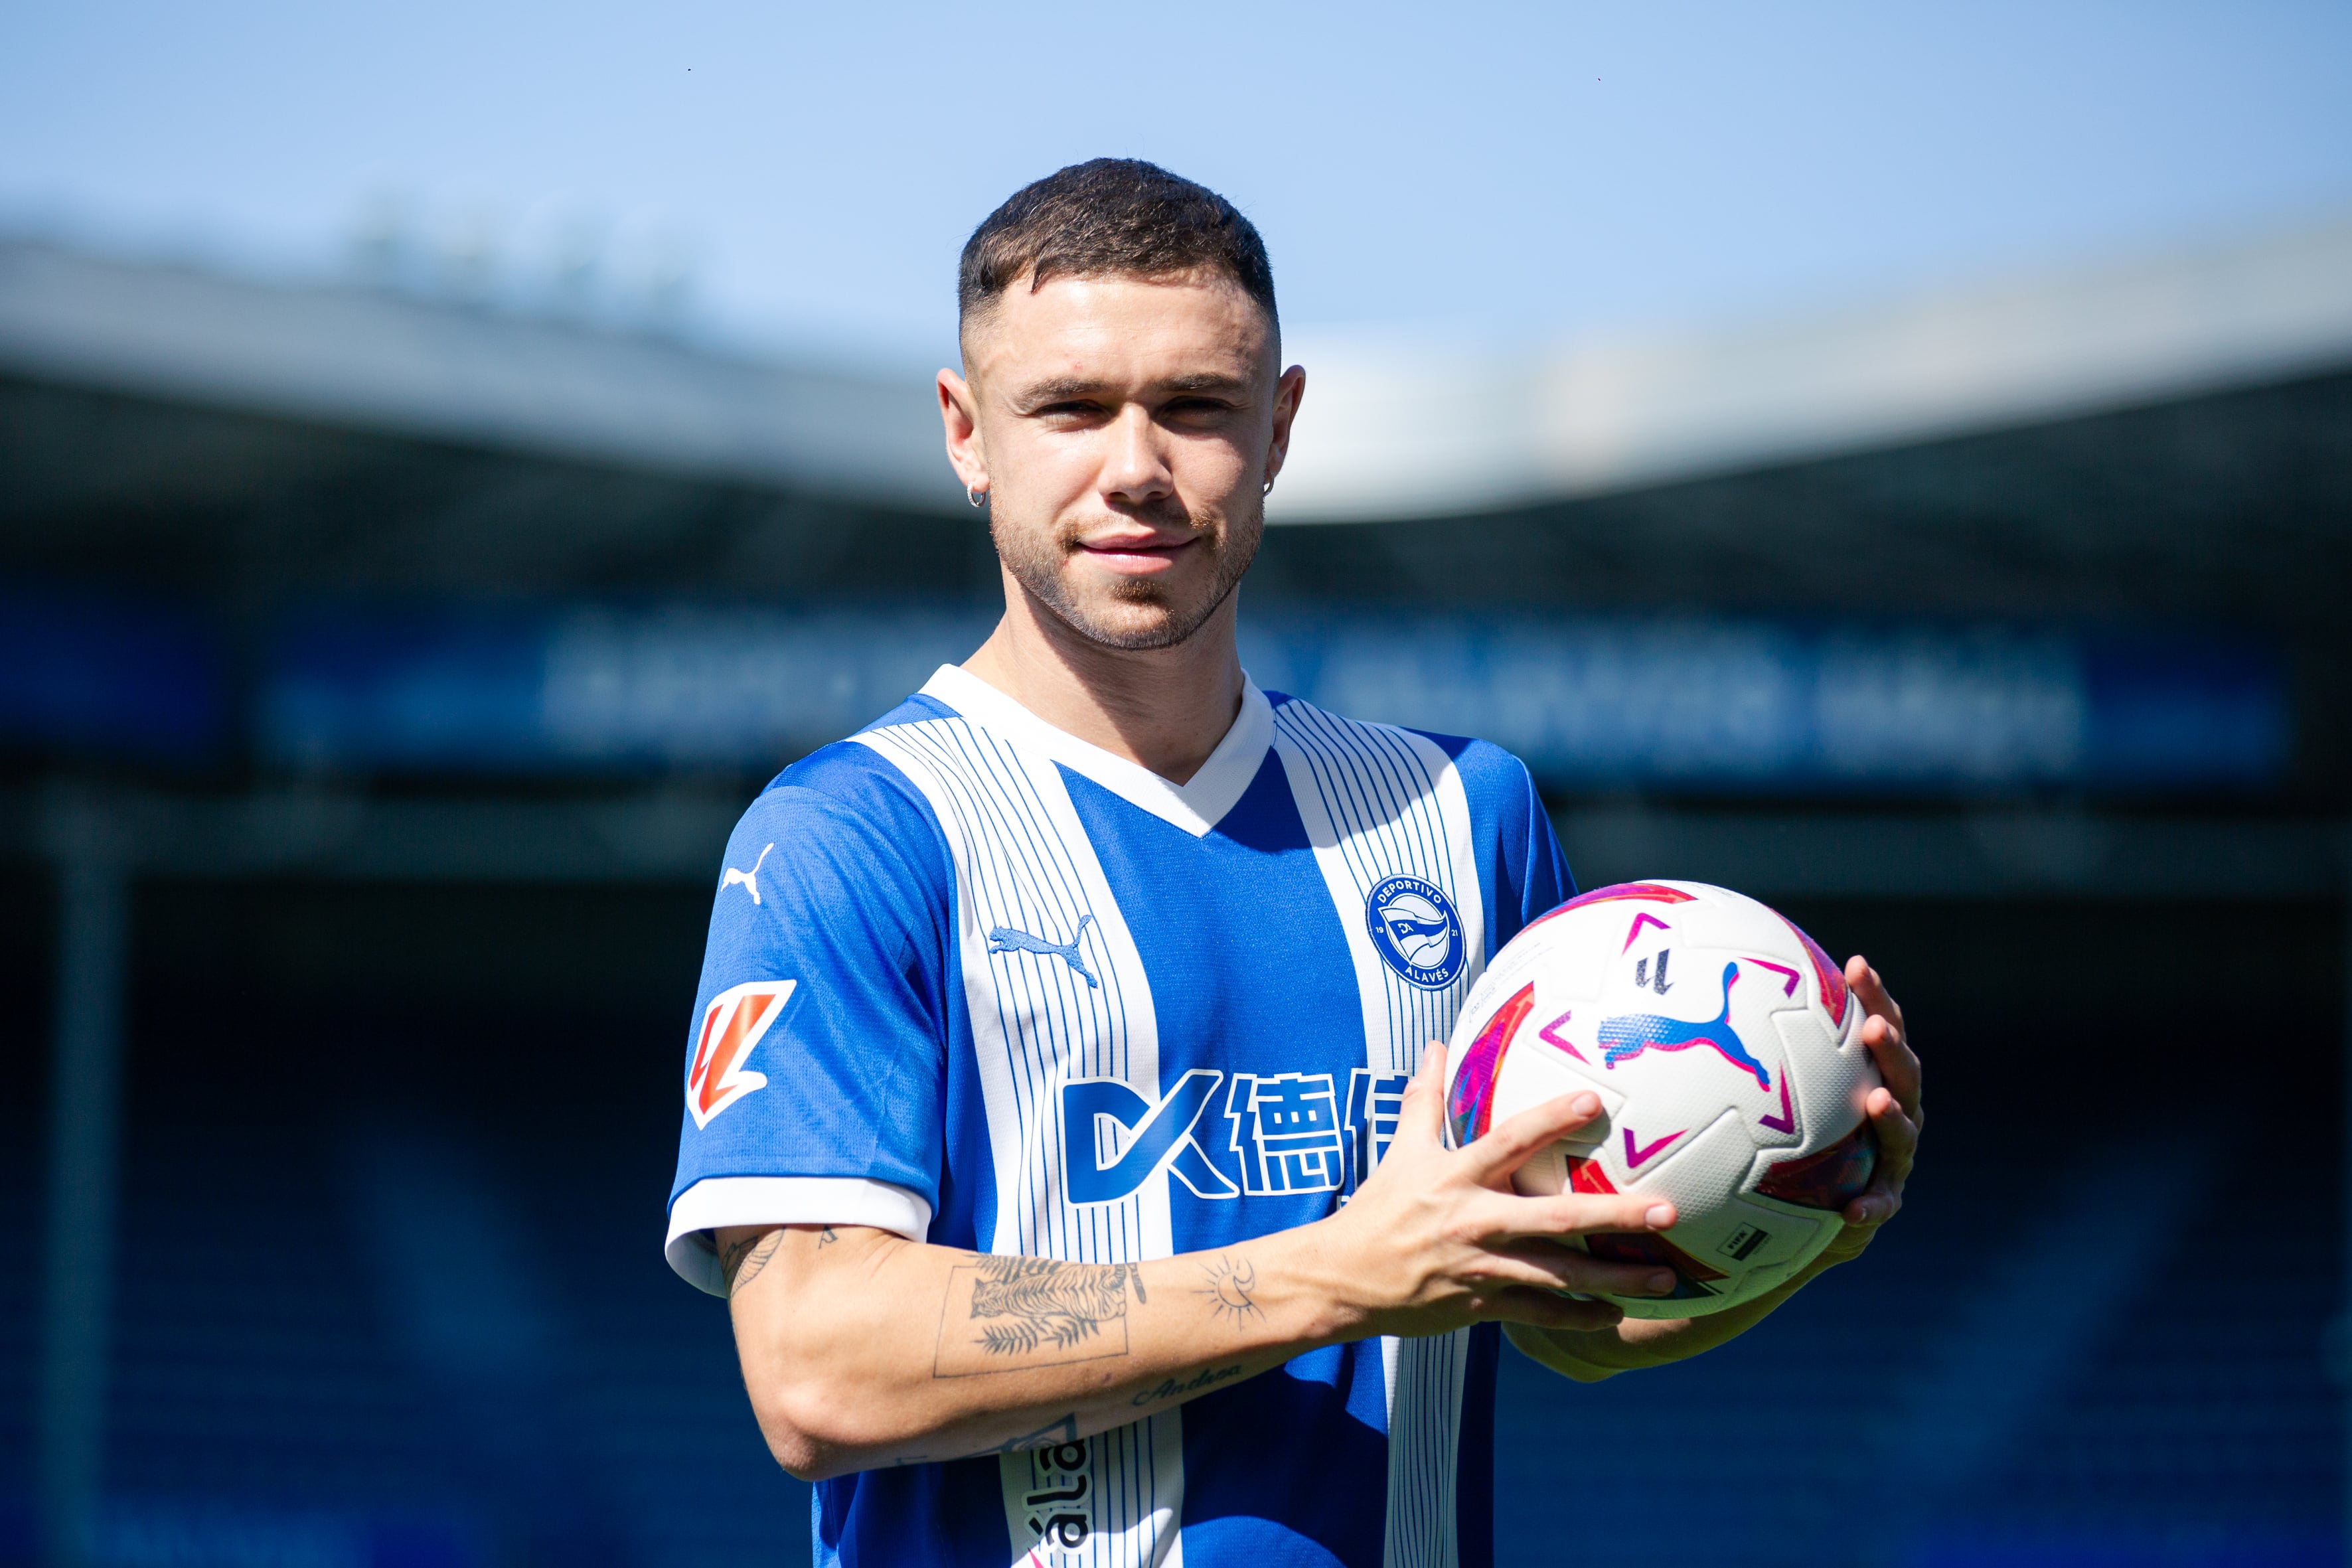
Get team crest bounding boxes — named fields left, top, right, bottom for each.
left=686, top=980, right=796, bottom=1129
left=1365, top=875, right=1464, bottom=988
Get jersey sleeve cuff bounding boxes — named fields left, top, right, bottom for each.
left=664, top=1176, right=937, bottom=1296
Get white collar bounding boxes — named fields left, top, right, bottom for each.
left=918, top=663, right=1273, bottom=838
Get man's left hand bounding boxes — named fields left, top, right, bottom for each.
left=1821, top=955, right=1921, bottom=1264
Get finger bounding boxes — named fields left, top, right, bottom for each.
left=1489, top=1239, right=1678, bottom=1298
left=1396, top=1040, right=1449, bottom=1147
left=1849, top=959, right=1922, bottom=1120
left=1459, top=1089, right=1607, bottom=1184
left=1865, top=1086, right=1920, bottom=1168
left=1487, top=1285, right=1627, bottom=1332
left=1861, top=1014, right=1923, bottom=1125
left=1845, top=1094, right=1918, bottom=1227
left=1490, top=1189, right=1678, bottom=1243
left=1844, top=1167, right=1907, bottom=1227
left=1486, top=1286, right=1626, bottom=1333
left=1845, top=1181, right=1904, bottom=1229
left=1846, top=955, right=1905, bottom=1038
left=1860, top=1091, right=1919, bottom=1202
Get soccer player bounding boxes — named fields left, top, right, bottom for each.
left=666, top=159, right=1922, bottom=1566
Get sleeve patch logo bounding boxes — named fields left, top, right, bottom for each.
left=686, top=980, right=795, bottom=1129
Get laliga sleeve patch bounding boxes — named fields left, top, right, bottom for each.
left=686, top=980, right=796, bottom=1129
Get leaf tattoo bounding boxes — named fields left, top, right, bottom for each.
left=969, top=1257, right=1141, bottom=1356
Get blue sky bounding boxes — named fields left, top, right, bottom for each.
left=4, top=1, right=2349, bottom=361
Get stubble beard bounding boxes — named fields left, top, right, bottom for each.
left=993, top=500, right=1262, bottom=653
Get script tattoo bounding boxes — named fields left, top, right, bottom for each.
left=934, top=1256, right=1146, bottom=1376
left=722, top=1229, right=783, bottom=1297
left=817, top=1226, right=839, bottom=1249
left=1196, top=1255, right=1262, bottom=1329
left=1131, top=1364, right=1247, bottom=1407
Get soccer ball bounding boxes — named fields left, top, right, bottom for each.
left=1443, top=881, right=1879, bottom=1318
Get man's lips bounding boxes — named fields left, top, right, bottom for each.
left=1075, top=534, right=1198, bottom=572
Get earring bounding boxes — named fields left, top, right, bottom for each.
left=1262, top=478, right=1275, bottom=497
left=967, top=485, right=987, bottom=508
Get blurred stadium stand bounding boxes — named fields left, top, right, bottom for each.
left=1, top=214, right=2349, bottom=1567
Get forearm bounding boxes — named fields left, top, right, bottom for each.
left=1506, top=1235, right=1864, bottom=1381
left=719, top=1055, right=1747, bottom=1472
left=724, top=1223, right=1362, bottom=1480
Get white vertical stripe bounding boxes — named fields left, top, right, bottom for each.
left=1268, top=700, right=1484, bottom=1568
left=853, top=720, right=1184, bottom=1568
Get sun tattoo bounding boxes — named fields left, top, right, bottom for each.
left=1196, top=1255, right=1261, bottom=1328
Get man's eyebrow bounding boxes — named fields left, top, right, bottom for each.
left=1015, top=375, right=1111, bottom=405
left=1160, top=373, right=1253, bottom=397
left=1012, top=372, right=1255, bottom=408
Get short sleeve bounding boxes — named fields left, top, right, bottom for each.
left=1502, top=758, right=1573, bottom=945
left=1435, top=735, right=1573, bottom=953
left=665, top=767, right=953, bottom=1294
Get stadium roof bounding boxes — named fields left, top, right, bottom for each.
left=3, top=215, right=2349, bottom=520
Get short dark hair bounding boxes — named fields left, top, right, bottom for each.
left=958, top=158, right=1277, bottom=344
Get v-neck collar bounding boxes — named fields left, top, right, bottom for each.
left=918, top=663, right=1273, bottom=839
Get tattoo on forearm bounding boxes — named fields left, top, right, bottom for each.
left=933, top=1256, right=1146, bottom=1377
left=1196, top=1255, right=1261, bottom=1328
left=1130, top=1364, right=1246, bottom=1407
left=722, top=1230, right=783, bottom=1296
left=817, top=1226, right=839, bottom=1248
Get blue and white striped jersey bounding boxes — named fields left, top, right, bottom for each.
left=666, top=664, right=1571, bottom=1568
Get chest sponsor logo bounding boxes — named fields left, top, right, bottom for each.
left=1365, top=874, right=1466, bottom=988
left=686, top=979, right=795, bottom=1129
left=1063, top=1069, right=1233, bottom=1202
left=1062, top=1067, right=1411, bottom=1204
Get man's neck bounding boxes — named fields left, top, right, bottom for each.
left=961, top=577, right=1245, bottom=785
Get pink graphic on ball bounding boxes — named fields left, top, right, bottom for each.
left=1447, top=982, right=1535, bottom=1147
left=1522, top=881, right=1695, bottom=935
left=1778, top=914, right=1849, bottom=1021
left=1538, top=1010, right=1587, bottom=1063
left=1618, top=912, right=1673, bottom=953
left=1622, top=1127, right=1684, bottom=1166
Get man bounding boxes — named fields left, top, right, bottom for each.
left=665, top=159, right=1922, bottom=1567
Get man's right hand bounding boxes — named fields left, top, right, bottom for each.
left=1310, top=1042, right=1679, bottom=1340
left=715, top=1044, right=1679, bottom=1482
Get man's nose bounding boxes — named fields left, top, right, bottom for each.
left=1099, top=404, right=1175, bottom=507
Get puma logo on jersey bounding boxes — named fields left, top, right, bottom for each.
left=988, top=913, right=1098, bottom=988
left=721, top=842, right=774, bottom=905
left=687, top=980, right=795, bottom=1128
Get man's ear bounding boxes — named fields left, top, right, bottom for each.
left=939, top=367, right=988, bottom=495
left=1263, top=364, right=1307, bottom=491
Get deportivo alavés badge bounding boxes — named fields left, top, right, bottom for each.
left=1364, top=875, right=1465, bottom=988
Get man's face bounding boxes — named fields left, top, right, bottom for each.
left=941, top=271, right=1303, bottom=651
